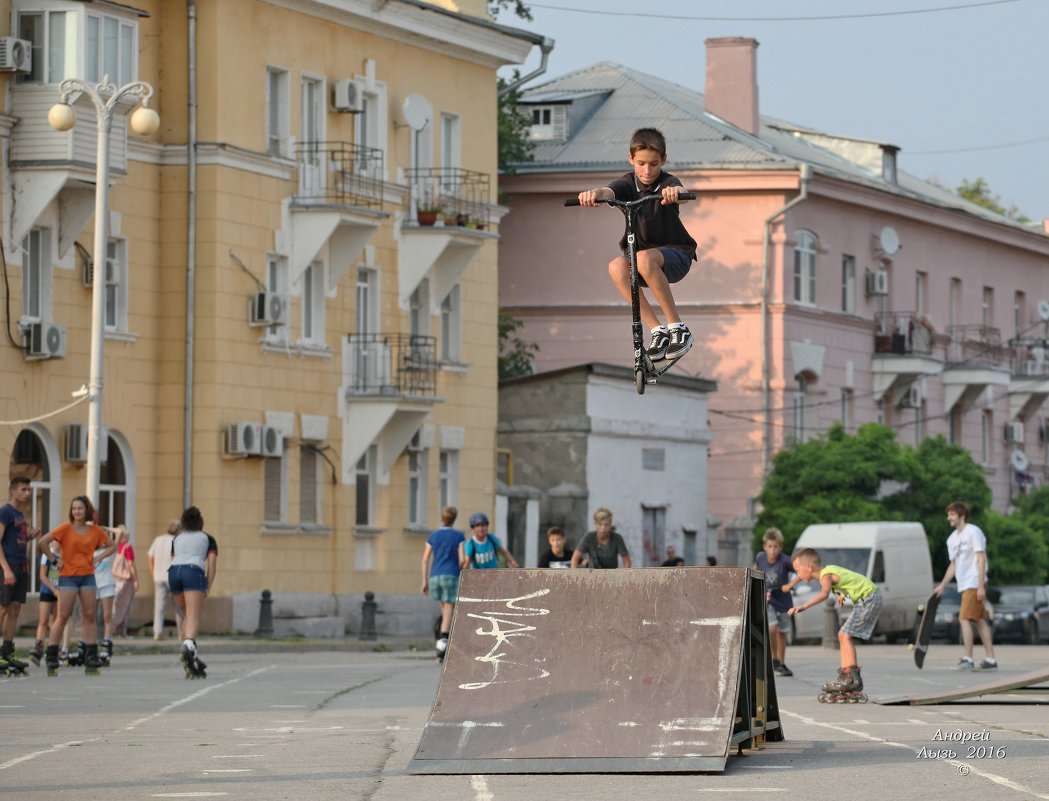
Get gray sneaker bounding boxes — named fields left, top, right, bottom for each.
left=978, top=658, right=998, bottom=670
left=956, top=656, right=974, bottom=671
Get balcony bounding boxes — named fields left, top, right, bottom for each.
left=1007, top=338, right=1049, bottom=420
left=398, top=167, right=498, bottom=310
left=294, top=141, right=385, bottom=208
left=942, top=325, right=1010, bottom=412
left=871, top=312, right=941, bottom=403
left=340, top=333, right=442, bottom=484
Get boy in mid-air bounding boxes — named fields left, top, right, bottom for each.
left=577, top=127, right=697, bottom=363
left=788, top=548, right=883, bottom=701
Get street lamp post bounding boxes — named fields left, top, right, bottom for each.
left=49, top=76, right=159, bottom=506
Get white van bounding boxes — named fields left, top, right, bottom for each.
left=793, top=521, right=933, bottom=641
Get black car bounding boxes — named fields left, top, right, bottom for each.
left=932, top=584, right=963, bottom=643
left=989, top=585, right=1049, bottom=644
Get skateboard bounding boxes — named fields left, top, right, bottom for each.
left=908, top=590, right=940, bottom=669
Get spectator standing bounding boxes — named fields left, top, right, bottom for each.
left=459, top=513, right=518, bottom=570
left=148, top=520, right=183, bottom=640
left=0, top=476, right=41, bottom=674
left=571, top=507, right=632, bottom=569
left=538, top=527, right=573, bottom=568
left=112, top=525, right=139, bottom=636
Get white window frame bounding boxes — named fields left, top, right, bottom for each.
left=301, top=260, right=326, bottom=346
left=299, top=73, right=326, bottom=195
left=354, top=61, right=388, bottom=179
left=265, top=255, right=289, bottom=343
left=354, top=446, right=377, bottom=529
left=409, top=280, right=430, bottom=339
left=16, top=7, right=72, bottom=85
left=103, top=237, right=128, bottom=333
left=84, top=8, right=136, bottom=86
left=915, top=271, right=928, bottom=316
left=21, top=228, right=52, bottom=324
left=440, top=111, right=461, bottom=183
left=981, top=410, right=992, bottom=466
left=949, top=278, right=962, bottom=334
left=264, top=446, right=288, bottom=524
left=265, top=66, right=290, bottom=157
left=982, top=286, right=994, bottom=328
left=841, top=254, right=855, bottom=314
left=793, top=230, right=817, bottom=306
left=299, top=446, right=322, bottom=526
left=1014, top=291, right=1025, bottom=337
left=439, top=448, right=458, bottom=510
left=407, top=431, right=428, bottom=529
left=527, top=105, right=567, bottom=141
left=440, top=284, right=461, bottom=363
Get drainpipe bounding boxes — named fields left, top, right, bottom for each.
left=761, top=163, right=810, bottom=476
left=498, top=37, right=555, bottom=98
left=183, top=0, right=198, bottom=507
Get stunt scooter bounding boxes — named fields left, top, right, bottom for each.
left=565, top=190, right=695, bottom=394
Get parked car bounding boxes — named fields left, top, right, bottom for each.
left=932, top=584, right=963, bottom=643
left=788, top=580, right=835, bottom=644
left=989, top=585, right=1049, bottom=644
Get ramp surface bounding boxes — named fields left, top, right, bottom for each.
left=876, top=668, right=1049, bottom=705
left=408, top=567, right=781, bottom=774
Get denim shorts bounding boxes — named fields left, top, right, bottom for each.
left=58, top=574, right=97, bottom=591
left=429, top=574, right=460, bottom=603
left=767, top=604, right=792, bottom=633
left=637, top=247, right=692, bottom=286
left=168, top=564, right=207, bottom=593
left=841, top=588, right=883, bottom=640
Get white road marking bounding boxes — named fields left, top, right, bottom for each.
left=471, top=774, right=493, bottom=801
left=203, top=769, right=253, bottom=774
left=693, top=790, right=787, bottom=793
left=0, top=705, right=24, bottom=708
left=781, top=709, right=1049, bottom=800
left=124, top=666, right=274, bottom=732
left=151, top=794, right=229, bottom=798
left=269, top=705, right=307, bottom=709
left=212, top=755, right=262, bottom=759
left=0, top=739, right=95, bottom=771
left=741, top=766, right=794, bottom=770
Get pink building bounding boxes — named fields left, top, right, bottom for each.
left=499, top=38, right=1049, bottom=546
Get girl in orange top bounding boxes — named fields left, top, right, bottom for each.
left=37, top=496, right=115, bottom=674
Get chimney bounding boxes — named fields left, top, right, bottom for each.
left=704, top=37, right=759, bottom=135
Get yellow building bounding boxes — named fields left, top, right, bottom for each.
left=0, top=0, right=546, bottom=634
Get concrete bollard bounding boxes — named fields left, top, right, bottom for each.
left=359, top=591, right=377, bottom=641
left=255, top=589, right=274, bottom=638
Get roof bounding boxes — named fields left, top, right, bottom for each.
left=510, top=62, right=1041, bottom=235
left=499, top=361, right=717, bottom=393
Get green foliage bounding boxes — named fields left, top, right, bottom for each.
left=979, top=509, right=1049, bottom=584
left=498, top=309, right=539, bottom=381
left=957, top=177, right=1030, bottom=223
left=489, top=0, right=532, bottom=20
left=1006, top=486, right=1049, bottom=583
left=498, top=71, right=535, bottom=174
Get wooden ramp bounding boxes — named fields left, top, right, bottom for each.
left=407, top=567, right=782, bottom=774
left=876, top=668, right=1049, bottom=705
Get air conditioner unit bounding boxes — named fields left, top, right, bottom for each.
left=248, top=292, right=285, bottom=327
left=226, top=422, right=263, bottom=456
left=332, top=78, right=365, bottom=113
left=82, top=258, right=118, bottom=288
left=0, top=38, right=32, bottom=73
left=261, top=425, right=284, bottom=457
left=898, top=384, right=923, bottom=409
left=24, top=322, right=67, bottom=360
left=865, top=269, right=889, bottom=297
left=1004, top=421, right=1025, bottom=443
left=65, top=423, right=108, bottom=463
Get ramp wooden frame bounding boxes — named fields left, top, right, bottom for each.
left=408, top=567, right=783, bottom=774
left=876, top=668, right=1049, bottom=705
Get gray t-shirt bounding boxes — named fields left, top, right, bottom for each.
left=576, top=531, right=629, bottom=569
left=170, top=530, right=217, bottom=571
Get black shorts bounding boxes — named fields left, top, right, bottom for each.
left=637, top=247, right=692, bottom=287
left=0, top=563, right=30, bottom=606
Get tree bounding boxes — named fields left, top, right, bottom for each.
left=498, top=309, right=539, bottom=381
left=1005, top=486, right=1049, bottom=583
left=978, top=510, right=1049, bottom=585
left=488, top=0, right=532, bottom=20
left=957, top=178, right=1030, bottom=223
left=498, top=72, right=535, bottom=173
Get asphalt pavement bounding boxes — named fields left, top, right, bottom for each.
left=1, top=638, right=1047, bottom=801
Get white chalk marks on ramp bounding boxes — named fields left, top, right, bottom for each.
left=690, top=617, right=742, bottom=702
left=455, top=589, right=552, bottom=690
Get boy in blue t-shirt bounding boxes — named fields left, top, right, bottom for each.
left=421, top=506, right=465, bottom=661
left=459, top=512, right=518, bottom=571
left=754, top=528, right=798, bottom=677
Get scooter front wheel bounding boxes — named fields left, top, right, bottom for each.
left=635, top=369, right=646, bottom=394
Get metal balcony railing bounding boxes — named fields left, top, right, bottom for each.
left=1009, top=338, right=1049, bottom=377
left=405, top=167, right=493, bottom=230
left=346, top=333, right=437, bottom=397
left=873, top=312, right=935, bottom=356
left=945, top=325, right=1006, bottom=367
left=295, top=141, right=384, bottom=208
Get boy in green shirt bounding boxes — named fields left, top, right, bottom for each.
left=788, top=547, right=883, bottom=701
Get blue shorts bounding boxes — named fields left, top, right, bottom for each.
left=58, top=574, right=97, bottom=591
left=168, top=564, right=207, bottom=594
left=429, top=574, right=459, bottom=603
left=637, top=247, right=692, bottom=286
left=767, top=604, right=792, bottom=634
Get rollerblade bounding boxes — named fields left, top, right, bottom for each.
left=435, top=636, right=449, bottom=663
left=84, top=643, right=103, bottom=676
left=45, top=644, right=61, bottom=677
left=180, top=639, right=207, bottom=679
left=0, top=640, right=30, bottom=677
left=66, top=641, right=86, bottom=667
left=818, top=665, right=867, bottom=703
left=99, top=638, right=113, bottom=667
left=29, top=639, right=44, bottom=666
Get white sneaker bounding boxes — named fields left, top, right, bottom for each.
left=435, top=637, right=448, bottom=655
left=955, top=656, right=974, bottom=671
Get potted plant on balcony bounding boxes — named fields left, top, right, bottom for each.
left=417, top=200, right=441, bottom=226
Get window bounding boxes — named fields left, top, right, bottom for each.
left=299, top=446, right=321, bottom=526
left=356, top=264, right=377, bottom=335
left=1015, top=291, right=1025, bottom=336
left=409, top=280, right=430, bottom=338
left=949, top=407, right=962, bottom=445
left=265, top=68, right=290, bottom=156
left=17, top=10, right=70, bottom=84
left=439, top=449, right=458, bottom=509
left=266, top=256, right=289, bottom=342
left=85, top=11, right=136, bottom=86
left=440, top=285, right=461, bottom=362
left=440, top=112, right=461, bottom=178
left=793, top=230, right=817, bottom=305
left=949, top=278, right=961, bottom=333
left=21, top=228, right=51, bottom=323
left=353, top=61, right=387, bottom=178
left=264, top=447, right=288, bottom=524
left=840, top=389, right=852, bottom=429
left=527, top=105, right=567, bottom=141
left=302, top=261, right=325, bottom=345
left=916, top=271, right=928, bottom=316
left=841, top=254, right=855, bottom=313
left=407, top=431, right=428, bottom=528
left=981, top=410, right=992, bottom=465
left=355, top=447, right=377, bottom=528
left=982, top=286, right=994, bottom=328
left=104, top=238, right=128, bottom=332
left=299, top=75, right=325, bottom=195
left=793, top=375, right=815, bottom=442
left=97, top=435, right=127, bottom=529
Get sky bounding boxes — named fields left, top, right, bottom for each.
left=496, top=0, right=1049, bottom=224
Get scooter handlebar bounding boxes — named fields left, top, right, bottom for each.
left=564, top=191, right=695, bottom=207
